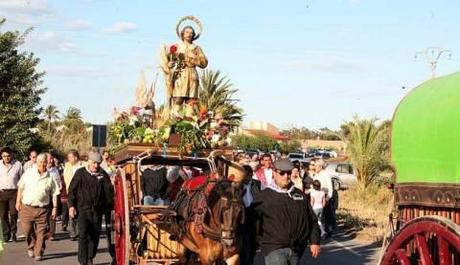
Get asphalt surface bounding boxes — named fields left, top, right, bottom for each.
left=0, top=222, right=381, bottom=265
left=0, top=221, right=112, bottom=265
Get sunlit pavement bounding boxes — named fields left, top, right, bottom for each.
left=1, top=222, right=380, bottom=265
left=0, top=221, right=112, bottom=265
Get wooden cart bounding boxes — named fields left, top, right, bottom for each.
left=112, top=144, right=235, bottom=265
left=378, top=72, right=460, bottom=265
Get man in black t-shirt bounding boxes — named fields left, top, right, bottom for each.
left=68, top=151, right=114, bottom=265
left=251, top=159, right=320, bottom=265
left=141, top=166, right=169, bottom=205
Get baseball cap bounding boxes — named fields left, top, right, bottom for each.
left=88, top=151, right=102, bottom=163
left=273, top=158, right=294, bottom=171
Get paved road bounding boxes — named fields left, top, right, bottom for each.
left=300, top=230, right=381, bottom=265
left=1, top=223, right=381, bottom=265
left=0, top=221, right=112, bottom=265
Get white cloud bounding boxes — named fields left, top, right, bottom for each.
left=103, top=21, right=138, bottom=34
left=67, top=19, right=92, bottom=30
left=0, top=0, right=51, bottom=15
left=26, top=31, right=78, bottom=54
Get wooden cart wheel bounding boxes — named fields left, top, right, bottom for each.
left=379, top=216, right=460, bottom=265
left=113, top=171, right=130, bottom=265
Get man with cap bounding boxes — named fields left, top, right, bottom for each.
left=251, top=158, right=321, bottom=265
left=68, top=151, right=114, bottom=265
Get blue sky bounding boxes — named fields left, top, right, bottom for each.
left=1, top=0, right=459, bottom=129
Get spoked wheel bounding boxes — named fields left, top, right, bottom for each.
left=379, top=216, right=460, bottom=265
left=113, top=171, right=130, bottom=265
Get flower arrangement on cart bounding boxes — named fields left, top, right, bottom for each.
left=109, top=96, right=232, bottom=155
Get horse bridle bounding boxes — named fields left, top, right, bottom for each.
left=218, top=183, right=244, bottom=246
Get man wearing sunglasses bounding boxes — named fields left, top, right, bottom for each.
left=252, top=158, right=321, bottom=265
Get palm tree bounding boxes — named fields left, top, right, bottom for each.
left=65, top=106, right=82, bottom=121
left=199, top=69, right=244, bottom=129
left=63, top=106, right=85, bottom=132
left=340, top=116, right=390, bottom=187
left=41, top=105, right=61, bottom=133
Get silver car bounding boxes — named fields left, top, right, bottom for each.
left=325, top=163, right=358, bottom=190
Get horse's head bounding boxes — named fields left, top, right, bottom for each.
left=207, top=179, right=244, bottom=247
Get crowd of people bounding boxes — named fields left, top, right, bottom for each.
left=0, top=147, right=115, bottom=265
left=234, top=152, right=338, bottom=265
left=1, top=146, right=338, bottom=265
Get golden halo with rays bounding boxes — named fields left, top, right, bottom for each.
left=176, top=15, right=203, bottom=41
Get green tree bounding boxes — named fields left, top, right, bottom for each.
left=41, top=105, right=60, bottom=133
left=279, top=140, right=301, bottom=154
left=199, top=69, right=244, bottom=129
left=340, top=116, right=390, bottom=187
left=63, top=106, right=85, bottom=131
left=232, top=134, right=280, bottom=151
left=0, top=19, right=45, bottom=159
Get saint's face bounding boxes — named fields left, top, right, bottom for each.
left=183, top=28, right=194, bottom=43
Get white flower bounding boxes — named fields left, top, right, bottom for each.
left=128, top=115, right=138, bottom=126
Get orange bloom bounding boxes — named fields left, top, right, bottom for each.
left=199, top=106, right=208, bottom=116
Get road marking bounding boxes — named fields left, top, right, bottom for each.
left=330, top=239, right=362, bottom=257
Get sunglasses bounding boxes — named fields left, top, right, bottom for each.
left=276, top=170, right=292, bottom=176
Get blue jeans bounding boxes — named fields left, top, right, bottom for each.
left=143, top=196, right=169, bottom=206
left=265, top=248, right=299, bottom=265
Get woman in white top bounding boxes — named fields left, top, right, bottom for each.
left=310, top=180, right=327, bottom=237
left=290, top=166, right=304, bottom=192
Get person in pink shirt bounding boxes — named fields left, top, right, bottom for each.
left=254, top=154, right=273, bottom=189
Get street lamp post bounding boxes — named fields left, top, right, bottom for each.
left=414, top=47, right=452, bottom=78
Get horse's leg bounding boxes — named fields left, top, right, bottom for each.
left=225, top=254, right=240, bottom=265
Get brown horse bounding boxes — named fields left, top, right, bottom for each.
left=169, top=178, right=244, bottom=265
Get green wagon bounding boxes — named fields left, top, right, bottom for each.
left=379, top=72, right=460, bottom=265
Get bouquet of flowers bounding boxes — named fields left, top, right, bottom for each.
left=109, top=100, right=233, bottom=155
left=168, top=44, right=185, bottom=79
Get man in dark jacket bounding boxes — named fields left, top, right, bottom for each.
left=68, top=151, right=114, bottom=265
left=252, top=159, right=320, bottom=265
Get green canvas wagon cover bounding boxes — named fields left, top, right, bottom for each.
left=392, top=71, right=460, bottom=186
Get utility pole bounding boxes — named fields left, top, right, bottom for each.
left=414, top=47, right=452, bottom=78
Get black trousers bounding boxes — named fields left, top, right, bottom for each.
left=0, top=190, right=18, bottom=238
left=77, top=210, right=103, bottom=264
left=103, top=209, right=114, bottom=260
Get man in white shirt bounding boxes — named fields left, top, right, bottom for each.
left=15, top=153, right=60, bottom=261
left=312, top=160, right=334, bottom=199
left=0, top=147, right=23, bottom=242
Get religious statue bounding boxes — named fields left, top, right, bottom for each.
left=160, top=16, right=208, bottom=110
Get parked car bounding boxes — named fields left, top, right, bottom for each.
left=269, top=150, right=281, bottom=159
left=288, top=152, right=310, bottom=163
left=245, top=148, right=263, bottom=158
left=325, top=162, right=358, bottom=190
